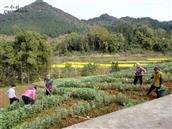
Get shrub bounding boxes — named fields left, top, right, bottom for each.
left=110, top=61, right=120, bottom=73
left=81, top=63, right=98, bottom=76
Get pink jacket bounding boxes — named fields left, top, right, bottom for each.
left=22, top=88, right=36, bottom=100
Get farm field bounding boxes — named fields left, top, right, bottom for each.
left=52, top=57, right=171, bottom=68
left=0, top=61, right=172, bottom=129
left=0, top=0, right=171, bottom=128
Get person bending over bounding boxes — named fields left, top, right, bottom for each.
left=22, top=85, right=37, bottom=105
left=147, top=67, right=163, bottom=98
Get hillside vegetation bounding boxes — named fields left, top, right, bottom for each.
left=85, top=14, right=172, bottom=33
left=0, top=0, right=171, bottom=54
left=0, top=0, right=87, bottom=37
left=53, top=25, right=172, bottom=55
left=0, top=31, right=51, bottom=85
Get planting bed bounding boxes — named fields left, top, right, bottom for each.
left=0, top=61, right=172, bottom=129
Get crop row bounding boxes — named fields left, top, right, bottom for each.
left=13, top=91, right=142, bottom=129
left=0, top=90, right=50, bottom=114
left=0, top=94, right=70, bottom=129
left=55, top=78, right=133, bottom=88
left=0, top=86, right=74, bottom=114
left=1, top=61, right=171, bottom=129
left=53, top=61, right=172, bottom=89
left=54, top=83, right=143, bottom=92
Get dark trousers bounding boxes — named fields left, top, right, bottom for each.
left=22, top=96, right=34, bottom=105
left=134, top=76, right=143, bottom=85
left=147, top=85, right=161, bottom=98
left=9, top=97, right=19, bottom=104
left=46, top=89, right=52, bottom=95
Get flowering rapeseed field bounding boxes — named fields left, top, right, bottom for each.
left=52, top=58, right=171, bottom=68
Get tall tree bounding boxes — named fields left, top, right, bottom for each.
left=0, top=31, right=51, bottom=85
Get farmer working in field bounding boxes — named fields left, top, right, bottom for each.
left=7, top=84, right=19, bottom=104
left=134, top=63, right=147, bottom=86
left=147, top=67, right=164, bottom=98
left=22, top=85, right=37, bottom=105
left=44, top=74, right=53, bottom=95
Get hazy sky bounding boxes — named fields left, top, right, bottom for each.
left=0, top=0, right=171, bottom=21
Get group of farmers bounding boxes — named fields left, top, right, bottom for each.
left=7, top=74, right=53, bottom=105
left=7, top=63, right=164, bottom=105
left=134, top=63, right=164, bottom=98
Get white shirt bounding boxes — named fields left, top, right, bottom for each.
left=7, top=88, right=16, bottom=98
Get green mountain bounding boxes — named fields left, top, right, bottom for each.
left=121, top=17, right=172, bottom=31
left=0, top=0, right=171, bottom=37
left=82, top=13, right=120, bottom=26
left=85, top=14, right=172, bottom=32
left=0, top=0, right=87, bottom=37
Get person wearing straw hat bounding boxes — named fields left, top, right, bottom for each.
left=134, top=63, right=147, bottom=86
left=44, top=74, right=53, bottom=95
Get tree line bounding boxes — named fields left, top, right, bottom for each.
left=54, top=25, right=172, bottom=55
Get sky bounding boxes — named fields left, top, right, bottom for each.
left=0, top=0, right=171, bottom=21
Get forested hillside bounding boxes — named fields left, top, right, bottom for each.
left=53, top=24, right=172, bottom=55
left=0, top=0, right=171, bottom=54
left=54, top=14, right=172, bottom=54
left=85, top=14, right=172, bottom=33
left=0, top=0, right=87, bottom=37
left=82, top=14, right=120, bottom=26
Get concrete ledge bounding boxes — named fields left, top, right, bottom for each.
left=63, top=94, right=172, bottom=129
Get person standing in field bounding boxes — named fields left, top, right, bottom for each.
left=22, top=85, right=37, bottom=105
left=44, top=74, right=53, bottom=95
left=7, top=84, right=19, bottom=104
left=134, top=63, right=147, bottom=85
left=147, top=67, right=164, bottom=98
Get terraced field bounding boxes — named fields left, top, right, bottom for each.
left=0, top=61, right=172, bottom=129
